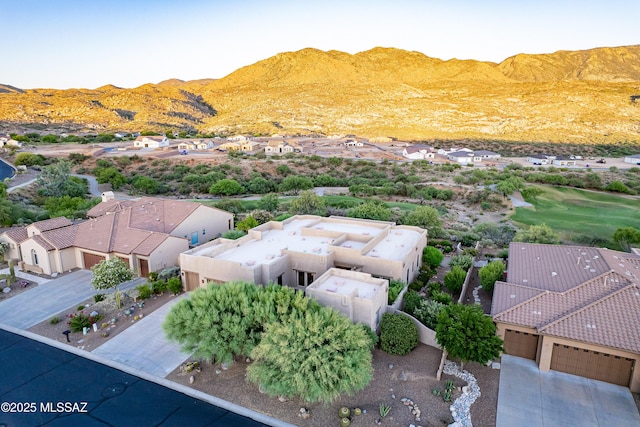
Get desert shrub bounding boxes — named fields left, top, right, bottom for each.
left=444, top=266, right=466, bottom=294
left=93, top=294, right=106, bottom=303
left=379, top=313, right=419, bottom=356
left=49, top=316, right=61, bottom=325
left=478, top=260, right=505, bottom=293
left=137, top=284, right=153, bottom=300
left=413, top=299, right=447, bottom=330
left=68, top=312, right=100, bottom=332
left=388, top=280, right=405, bottom=304
left=151, top=280, right=168, bottom=294
left=222, top=230, right=246, bottom=240
left=448, top=254, right=473, bottom=272
left=158, top=266, right=180, bottom=281
left=427, top=281, right=441, bottom=298
left=431, top=290, right=454, bottom=305
left=422, top=246, right=444, bottom=269
left=408, top=279, right=424, bottom=292
left=77, top=305, right=85, bottom=311
left=497, top=248, right=509, bottom=259
left=429, top=239, right=454, bottom=253
left=459, top=231, right=480, bottom=247
left=402, top=290, right=423, bottom=317
left=167, top=277, right=183, bottom=294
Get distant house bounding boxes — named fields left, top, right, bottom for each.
left=437, top=147, right=472, bottom=156
left=447, top=151, right=481, bottom=164
left=473, top=150, right=501, bottom=160
left=492, top=242, right=640, bottom=392
left=526, top=154, right=550, bottom=165
left=197, top=140, right=214, bottom=150
left=218, top=141, right=242, bottom=151
left=228, top=135, right=249, bottom=142
left=552, top=156, right=577, bottom=166
left=306, top=268, right=388, bottom=330
left=114, top=132, right=130, bottom=139
left=265, top=140, right=302, bottom=155
left=241, top=141, right=260, bottom=152
left=402, top=145, right=435, bottom=160
left=134, top=135, right=169, bottom=148
left=177, top=141, right=198, bottom=151
left=8, top=196, right=233, bottom=277
left=624, top=154, right=640, bottom=165
left=344, top=139, right=364, bottom=147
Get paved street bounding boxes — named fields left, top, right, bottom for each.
left=0, top=270, right=144, bottom=329
left=92, top=295, right=191, bottom=378
left=497, top=355, right=640, bottom=427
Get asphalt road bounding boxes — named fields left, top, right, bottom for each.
left=0, top=328, right=279, bottom=426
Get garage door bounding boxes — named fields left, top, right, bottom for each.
left=504, top=329, right=539, bottom=360
left=551, top=343, right=634, bottom=387
left=183, top=271, right=199, bottom=292
left=82, top=252, right=106, bottom=270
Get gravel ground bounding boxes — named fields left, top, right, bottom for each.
left=167, top=344, right=499, bottom=427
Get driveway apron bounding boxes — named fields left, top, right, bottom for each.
left=497, top=354, right=640, bottom=427
left=92, top=295, right=190, bottom=378
left=0, top=270, right=144, bottom=329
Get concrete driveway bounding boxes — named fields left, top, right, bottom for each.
left=0, top=270, right=144, bottom=329
left=497, top=355, right=640, bottom=427
left=92, top=295, right=191, bottom=378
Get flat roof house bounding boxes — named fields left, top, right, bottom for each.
left=179, top=215, right=427, bottom=292
left=306, top=268, right=388, bottom=330
left=492, top=242, right=640, bottom=392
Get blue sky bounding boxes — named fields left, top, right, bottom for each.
left=2, top=0, right=638, bottom=89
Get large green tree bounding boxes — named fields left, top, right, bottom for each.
left=513, top=223, right=560, bottom=244
left=347, top=201, right=392, bottom=221
left=478, top=260, right=505, bottom=293
left=278, top=175, right=313, bottom=194
left=209, top=178, right=244, bottom=196
left=402, top=205, right=442, bottom=236
left=612, top=227, right=640, bottom=252
left=288, top=190, right=326, bottom=215
left=91, top=258, right=135, bottom=308
left=247, top=307, right=374, bottom=403
left=36, top=160, right=86, bottom=197
left=436, top=303, right=504, bottom=368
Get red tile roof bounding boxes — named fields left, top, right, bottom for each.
left=28, top=217, right=74, bottom=232
left=2, top=227, right=28, bottom=243
left=492, top=243, right=640, bottom=354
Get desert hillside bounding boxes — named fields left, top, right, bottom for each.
left=1, top=46, right=640, bottom=143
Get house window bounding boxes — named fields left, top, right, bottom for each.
left=32, top=249, right=39, bottom=265
left=277, top=274, right=283, bottom=285
left=191, top=231, right=199, bottom=245
left=202, top=229, right=206, bottom=235
left=296, top=271, right=315, bottom=287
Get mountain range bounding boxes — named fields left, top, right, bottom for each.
left=1, top=45, right=640, bottom=143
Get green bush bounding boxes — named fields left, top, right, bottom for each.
left=68, top=312, right=100, bottom=332
left=431, top=290, right=454, bottom=305
left=379, top=313, right=419, bottom=356
left=388, top=280, right=405, bottom=304
left=94, top=294, right=106, bottom=303
left=408, top=279, right=424, bottom=292
left=49, top=316, right=61, bottom=325
left=402, top=290, right=423, bottom=316
left=444, top=266, right=466, bottom=294
left=151, top=280, right=168, bottom=294
left=478, top=260, right=505, bottom=293
left=413, top=299, right=446, bottom=329
left=427, top=281, right=441, bottom=298
left=167, top=277, right=183, bottom=294
left=137, top=284, right=153, bottom=300
left=423, top=246, right=444, bottom=269
left=448, top=254, right=473, bottom=272
left=222, top=230, right=246, bottom=240
left=77, top=305, right=85, bottom=311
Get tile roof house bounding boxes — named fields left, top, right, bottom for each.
left=265, top=140, right=302, bottom=155
left=10, top=196, right=234, bottom=277
left=492, top=242, right=640, bottom=392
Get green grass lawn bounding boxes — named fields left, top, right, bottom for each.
left=512, top=185, right=640, bottom=248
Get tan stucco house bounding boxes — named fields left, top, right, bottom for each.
left=179, top=215, right=427, bottom=292
left=8, top=196, right=233, bottom=277
left=265, top=140, right=302, bottom=155
left=306, top=268, right=388, bottom=330
left=492, top=242, right=640, bottom=392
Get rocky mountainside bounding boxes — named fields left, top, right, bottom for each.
left=1, top=46, right=639, bottom=143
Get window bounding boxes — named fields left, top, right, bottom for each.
left=296, top=271, right=315, bottom=287
left=32, top=249, right=39, bottom=265
left=277, top=274, right=283, bottom=286
left=202, top=229, right=206, bottom=235
left=190, top=231, right=199, bottom=245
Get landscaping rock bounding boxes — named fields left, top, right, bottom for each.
left=443, top=361, right=480, bottom=427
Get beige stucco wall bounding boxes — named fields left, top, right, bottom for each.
left=147, top=236, right=189, bottom=272
left=0, top=236, right=22, bottom=261
left=20, top=240, right=52, bottom=275
left=396, top=310, right=441, bottom=349
left=171, top=205, right=233, bottom=244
